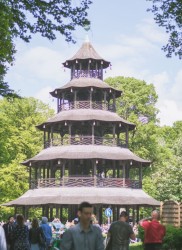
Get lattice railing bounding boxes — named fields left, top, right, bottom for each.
left=30, top=177, right=142, bottom=189
left=44, top=136, right=127, bottom=148
left=58, top=101, right=115, bottom=112
left=71, top=69, right=103, bottom=79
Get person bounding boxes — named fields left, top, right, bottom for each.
left=0, top=225, right=7, bottom=250
left=139, top=210, right=166, bottom=250
left=11, top=214, right=30, bottom=250
left=3, top=215, right=15, bottom=250
left=29, top=218, right=45, bottom=250
left=107, top=211, right=135, bottom=250
left=60, top=201, right=104, bottom=250
left=40, top=217, right=52, bottom=250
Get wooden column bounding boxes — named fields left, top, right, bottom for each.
left=68, top=124, right=71, bottom=145
left=29, top=166, right=32, bottom=189
left=44, top=130, right=46, bottom=148
left=47, top=163, right=50, bottom=178
left=42, top=206, right=45, bottom=216
left=113, top=161, right=116, bottom=178
left=93, top=160, right=97, bottom=186
left=132, top=206, right=136, bottom=224
left=74, top=91, right=77, bottom=109
left=43, top=166, right=45, bottom=179
left=139, top=163, right=142, bottom=188
left=62, top=93, right=65, bottom=111
left=50, top=161, right=54, bottom=178
left=113, top=92, right=116, bottom=112
left=125, top=125, right=129, bottom=147
left=62, top=161, right=65, bottom=186
left=90, top=89, right=93, bottom=108
left=136, top=205, right=140, bottom=222
left=123, top=163, right=126, bottom=187
left=50, top=207, right=53, bottom=221
left=104, top=91, right=107, bottom=110
left=92, top=123, right=95, bottom=145
left=113, top=124, right=116, bottom=145
left=50, top=126, right=53, bottom=146
left=113, top=205, right=117, bottom=222
left=99, top=205, right=103, bottom=225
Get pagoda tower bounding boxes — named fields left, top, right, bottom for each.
left=4, top=38, right=160, bottom=223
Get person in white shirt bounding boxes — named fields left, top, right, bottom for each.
left=0, top=225, right=7, bottom=250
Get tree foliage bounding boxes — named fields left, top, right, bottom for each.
left=105, top=76, right=182, bottom=202
left=147, top=0, right=182, bottom=59
left=105, top=76, right=159, bottom=161
left=0, top=0, right=92, bottom=97
left=0, top=97, right=54, bottom=217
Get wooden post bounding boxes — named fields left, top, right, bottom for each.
left=92, top=124, right=94, bottom=145
left=125, top=126, right=129, bottom=148
left=139, top=163, right=142, bottom=188
left=123, top=163, right=126, bottom=187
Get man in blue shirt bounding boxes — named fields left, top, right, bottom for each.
left=60, top=201, right=104, bottom=250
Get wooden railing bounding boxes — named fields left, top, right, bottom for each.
left=58, top=101, right=115, bottom=112
left=71, top=69, right=103, bottom=80
left=30, top=177, right=142, bottom=189
left=44, top=136, right=127, bottom=148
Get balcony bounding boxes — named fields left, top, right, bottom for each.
left=44, top=136, right=127, bottom=148
left=30, top=176, right=142, bottom=189
left=71, top=69, right=103, bottom=80
left=58, top=101, right=116, bottom=112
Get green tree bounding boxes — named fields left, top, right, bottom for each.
left=0, top=0, right=92, bottom=97
left=105, top=76, right=159, bottom=162
left=0, top=97, right=54, bottom=164
left=147, top=0, right=182, bottom=59
left=104, top=76, right=182, bottom=201
left=0, top=97, right=54, bottom=217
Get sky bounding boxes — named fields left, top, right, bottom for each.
left=5, top=0, right=182, bottom=126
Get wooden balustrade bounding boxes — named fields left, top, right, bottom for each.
left=44, top=136, right=127, bottom=148
left=30, top=177, right=142, bottom=189
left=58, top=101, right=115, bottom=112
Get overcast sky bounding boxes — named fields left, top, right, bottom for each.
left=5, top=0, right=182, bottom=126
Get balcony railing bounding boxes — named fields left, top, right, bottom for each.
left=44, top=136, right=127, bottom=148
left=30, top=177, right=142, bottom=189
left=58, top=101, right=116, bottom=112
left=71, top=69, right=103, bottom=80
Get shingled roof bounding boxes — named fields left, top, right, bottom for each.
left=50, top=77, right=122, bottom=98
left=37, top=109, right=135, bottom=131
left=2, top=187, right=160, bottom=206
left=22, top=145, right=150, bottom=166
left=63, top=40, right=110, bottom=68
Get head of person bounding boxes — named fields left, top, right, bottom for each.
left=8, top=216, right=14, bottom=224
left=74, top=218, right=79, bottom=225
left=78, top=201, right=93, bottom=224
left=42, top=217, right=48, bottom=224
left=151, top=210, right=160, bottom=220
left=32, top=218, right=39, bottom=228
left=119, top=211, right=128, bottom=222
left=16, top=214, right=25, bottom=227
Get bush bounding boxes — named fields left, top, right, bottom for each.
left=138, top=224, right=182, bottom=250
left=162, top=225, right=182, bottom=250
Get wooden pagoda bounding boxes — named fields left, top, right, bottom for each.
left=4, top=38, right=160, bottom=223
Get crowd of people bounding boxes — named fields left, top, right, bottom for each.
left=0, top=202, right=165, bottom=250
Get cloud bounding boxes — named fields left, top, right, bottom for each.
left=15, top=46, right=65, bottom=81
left=136, top=18, right=168, bottom=44
left=34, top=86, right=57, bottom=111
left=157, top=99, right=182, bottom=126
left=171, top=69, right=182, bottom=104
